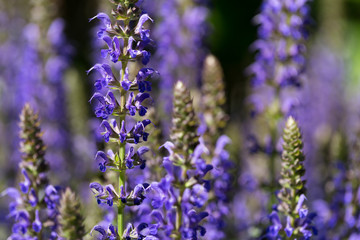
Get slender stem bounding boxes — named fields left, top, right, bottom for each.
left=175, top=188, right=184, bottom=240
left=268, top=87, right=282, bottom=208
left=174, top=165, right=189, bottom=239
left=118, top=109, right=126, bottom=236
left=118, top=160, right=126, bottom=236
left=118, top=56, right=128, bottom=237
left=175, top=194, right=184, bottom=240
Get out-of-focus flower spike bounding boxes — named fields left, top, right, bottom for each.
left=170, top=81, right=199, bottom=157
left=58, top=188, right=85, bottom=240
left=4, top=104, right=60, bottom=239
left=268, top=116, right=316, bottom=239
left=200, top=54, right=228, bottom=145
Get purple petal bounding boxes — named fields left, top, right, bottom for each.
left=90, top=13, right=111, bottom=28
left=90, top=182, right=104, bottom=193
left=135, top=14, right=153, bottom=34
left=137, top=146, right=149, bottom=156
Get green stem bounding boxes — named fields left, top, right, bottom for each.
left=118, top=98, right=126, bottom=236
left=118, top=162, right=126, bottom=237
left=174, top=166, right=189, bottom=239
left=268, top=87, right=282, bottom=208
left=118, top=55, right=128, bottom=237
left=175, top=189, right=184, bottom=240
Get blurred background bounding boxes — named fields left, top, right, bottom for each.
left=0, top=0, right=360, bottom=238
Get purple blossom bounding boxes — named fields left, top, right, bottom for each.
left=90, top=92, right=117, bottom=119
left=135, top=68, right=157, bottom=93
left=102, top=36, right=122, bottom=63
left=87, top=63, right=115, bottom=91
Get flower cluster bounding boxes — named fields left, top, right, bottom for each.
left=247, top=0, right=311, bottom=146
left=4, top=0, right=356, bottom=239
left=342, top=123, right=360, bottom=238
left=2, top=105, right=60, bottom=240
left=249, top=0, right=310, bottom=88
left=144, top=81, right=213, bottom=239
left=198, top=54, right=233, bottom=239
left=88, top=0, right=158, bottom=239
left=266, top=117, right=316, bottom=239
left=240, top=3, right=312, bottom=235
left=144, top=0, right=208, bottom=123
left=204, top=136, right=233, bottom=240
left=3, top=0, right=75, bottom=186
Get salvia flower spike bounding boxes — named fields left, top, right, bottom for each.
left=58, top=188, right=85, bottom=240
left=199, top=54, right=233, bottom=239
left=200, top=54, right=228, bottom=145
left=151, top=0, right=209, bottom=115
left=267, top=116, right=316, bottom=239
left=146, top=81, right=213, bottom=239
left=2, top=104, right=60, bottom=239
left=170, top=80, right=199, bottom=158
left=245, top=0, right=311, bottom=213
left=88, top=0, right=157, bottom=238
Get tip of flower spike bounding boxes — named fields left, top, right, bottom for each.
left=286, top=116, right=296, bottom=128
left=204, top=54, right=217, bottom=68
left=174, top=81, right=185, bottom=91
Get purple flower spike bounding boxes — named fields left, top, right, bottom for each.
left=88, top=2, right=158, bottom=238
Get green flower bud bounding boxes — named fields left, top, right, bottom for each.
left=278, top=116, right=306, bottom=217
left=58, top=188, right=85, bottom=240
left=19, top=104, right=49, bottom=184
left=201, top=54, right=228, bottom=145
left=171, top=81, right=199, bottom=158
